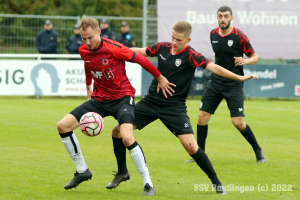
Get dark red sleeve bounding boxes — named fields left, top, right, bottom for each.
left=85, top=64, right=93, bottom=85
left=79, top=45, right=93, bottom=85
left=239, top=32, right=255, bottom=57
left=106, top=40, right=135, bottom=61
left=189, top=49, right=211, bottom=69
left=131, top=52, right=161, bottom=78
left=145, top=42, right=164, bottom=57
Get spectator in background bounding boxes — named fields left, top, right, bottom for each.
left=35, top=19, right=59, bottom=54
left=115, top=21, right=135, bottom=47
left=65, top=24, right=83, bottom=54
left=100, top=19, right=115, bottom=40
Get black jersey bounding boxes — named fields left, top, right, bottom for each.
left=210, top=27, right=255, bottom=87
left=145, top=42, right=211, bottom=105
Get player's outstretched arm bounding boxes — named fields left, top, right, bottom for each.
left=234, top=53, right=258, bottom=66
left=206, top=62, right=258, bottom=82
left=130, top=47, right=148, bottom=57
left=131, top=52, right=176, bottom=98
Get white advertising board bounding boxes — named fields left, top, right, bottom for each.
left=0, top=60, right=142, bottom=96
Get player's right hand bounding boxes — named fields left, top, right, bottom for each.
left=240, top=74, right=258, bottom=81
left=156, top=75, right=176, bottom=98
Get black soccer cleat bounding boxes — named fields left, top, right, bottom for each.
left=64, top=168, right=92, bottom=190
left=255, top=149, right=266, bottom=163
left=213, top=184, right=227, bottom=195
left=106, top=171, right=130, bottom=189
left=184, top=158, right=195, bottom=163
left=142, top=183, right=155, bottom=196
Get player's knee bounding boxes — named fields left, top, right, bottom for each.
left=57, top=120, right=66, bottom=133
left=232, top=120, right=244, bottom=131
left=122, top=134, right=134, bottom=147
left=184, top=142, right=198, bottom=155
left=112, top=125, right=121, bottom=138
left=198, top=111, right=210, bottom=125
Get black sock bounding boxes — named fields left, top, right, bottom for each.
left=112, top=136, right=128, bottom=174
left=240, top=124, right=261, bottom=152
left=197, top=124, right=208, bottom=152
left=191, top=148, right=222, bottom=186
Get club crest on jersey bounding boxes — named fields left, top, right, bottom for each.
left=175, top=59, right=182, bottom=67
left=228, top=40, right=233, bottom=47
left=102, top=58, right=109, bottom=65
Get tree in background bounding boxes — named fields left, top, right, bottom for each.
left=0, top=0, right=143, bottom=17
left=0, top=0, right=144, bottom=53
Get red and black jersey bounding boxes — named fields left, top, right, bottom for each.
left=79, top=38, right=135, bottom=101
left=210, top=27, right=255, bottom=87
left=145, top=42, right=211, bottom=104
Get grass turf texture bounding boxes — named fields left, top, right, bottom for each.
left=0, top=98, right=299, bottom=200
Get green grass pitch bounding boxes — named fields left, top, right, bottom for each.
left=0, top=97, right=299, bottom=199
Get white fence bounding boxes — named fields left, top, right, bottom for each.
left=0, top=54, right=142, bottom=97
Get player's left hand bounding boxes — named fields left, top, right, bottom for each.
left=234, top=57, right=246, bottom=66
left=240, top=75, right=258, bottom=81
left=156, top=75, right=176, bottom=98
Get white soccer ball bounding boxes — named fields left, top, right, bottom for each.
left=79, top=112, right=104, bottom=137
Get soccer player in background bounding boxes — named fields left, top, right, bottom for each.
left=56, top=17, right=175, bottom=196
left=106, top=21, right=258, bottom=194
left=186, top=6, right=266, bottom=163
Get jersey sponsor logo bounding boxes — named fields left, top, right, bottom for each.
left=102, top=58, right=109, bottom=65
left=159, top=54, right=166, bottom=60
left=175, top=59, right=182, bottom=67
left=228, top=40, right=234, bottom=47
left=91, top=69, right=115, bottom=80
left=91, top=71, right=103, bottom=79
left=103, top=68, right=114, bottom=80
left=212, top=41, right=218, bottom=43
left=239, top=108, right=243, bottom=112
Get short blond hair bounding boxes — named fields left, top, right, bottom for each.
left=79, top=17, right=99, bottom=31
left=172, top=21, right=192, bottom=37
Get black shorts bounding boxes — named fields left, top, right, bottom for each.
left=70, top=96, right=135, bottom=125
left=200, top=83, right=245, bottom=117
left=134, top=97, right=193, bottom=136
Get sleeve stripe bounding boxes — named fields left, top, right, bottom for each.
left=129, top=52, right=136, bottom=62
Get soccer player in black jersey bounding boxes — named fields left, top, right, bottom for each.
left=105, top=21, right=258, bottom=195
left=186, top=6, right=266, bottom=164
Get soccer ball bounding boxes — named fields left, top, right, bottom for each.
left=79, top=112, right=104, bottom=137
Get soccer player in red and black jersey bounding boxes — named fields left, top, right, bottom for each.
left=107, top=21, right=258, bottom=195
left=56, top=17, right=175, bottom=196
left=189, top=6, right=266, bottom=164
